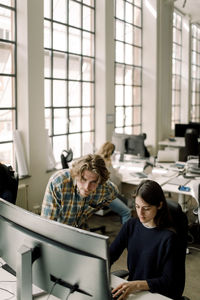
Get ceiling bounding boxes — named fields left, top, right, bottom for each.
left=174, top=0, right=200, bottom=23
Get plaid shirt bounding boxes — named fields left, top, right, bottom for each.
left=41, top=169, right=118, bottom=227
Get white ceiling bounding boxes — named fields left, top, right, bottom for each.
left=174, top=0, right=200, bottom=23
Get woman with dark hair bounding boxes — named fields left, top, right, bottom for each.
left=110, top=180, right=185, bottom=300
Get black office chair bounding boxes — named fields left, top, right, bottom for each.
left=0, top=163, right=19, bottom=204
left=112, top=199, right=190, bottom=300
left=125, top=133, right=150, bottom=158
left=183, top=128, right=200, bottom=161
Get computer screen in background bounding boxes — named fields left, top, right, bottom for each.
left=175, top=123, right=200, bottom=137
left=112, top=132, right=129, bottom=161
left=0, top=198, right=112, bottom=300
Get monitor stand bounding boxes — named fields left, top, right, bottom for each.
left=17, top=245, right=33, bottom=300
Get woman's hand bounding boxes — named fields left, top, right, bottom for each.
left=112, top=280, right=149, bottom=299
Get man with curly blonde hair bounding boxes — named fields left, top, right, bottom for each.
left=41, top=154, right=118, bottom=228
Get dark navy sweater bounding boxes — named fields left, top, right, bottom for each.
left=109, top=218, right=185, bottom=299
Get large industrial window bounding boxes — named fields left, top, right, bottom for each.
left=0, top=0, right=16, bottom=166
left=172, top=11, right=182, bottom=130
left=114, top=0, right=142, bottom=134
left=44, top=0, right=95, bottom=164
left=191, top=23, right=200, bottom=122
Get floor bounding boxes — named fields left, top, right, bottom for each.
left=88, top=209, right=200, bottom=300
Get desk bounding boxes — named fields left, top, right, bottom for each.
left=158, top=137, right=185, bottom=148
left=0, top=259, right=171, bottom=300
left=115, top=160, right=197, bottom=212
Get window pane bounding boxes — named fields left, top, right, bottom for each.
left=125, top=86, right=132, bottom=105
left=125, top=67, right=133, bottom=85
left=115, top=85, right=124, bottom=106
left=125, top=2, right=133, bottom=23
left=44, top=20, right=51, bottom=48
left=69, top=133, right=81, bottom=158
left=69, top=108, right=81, bottom=132
left=125, top=44, right=133, bottom=64
left=82, top=83, right=94, bottom=106
left=45, top=108, right=52, bottom=135
left=125, top=23, right=133, bottom=44
left=53, top=81, right=67, bottom=107
left=125, top=106, right=132, bottom=126
left=44, top=80, right=51, bottom=107
left=69, top=27, right=81, bottom=54
left=68, top=55, right=81, bottom=80
left=53, top=135, right=67, bottom=163
left=0, top=76, right=15, bottom=107
left=133, top=87, right=141, bottom=105
left=53, top=23, right=67, bottom=51
left=116, top=0, right=124, bottom=20
left=0, top=42, right=15, bottom=74
left=0, top=6, right=15, bottom=41
left=83, top=6, right=94, bottom=31
left=69, top=0, right=81, bottom=28
left=82, top=107, right=94, bottom=131
left=116, top=107, right=124, bottom=127
left=0, top=142, right=13, bottom=165
left=133, top=106, right=141, bottom=124
left=44, top=50, right=51, bottom=77
left=68, top=82, right=81, bottom=106
left=82, top=58, right=94, bottom=81
left=54, top=109, right=68, bottom=134
left=0, top=109, right=14, bottom=141
left=83, top=31, right=94, bottom=56
left=53, top=53, right=67, bottom=79
left=44, top=0, right=51, bottom=19
left=115, top=64, right=124, bottom=84
left=116, top=41, right=124, bottom=63
left=116, top=19, right=124, bottom=41
left=53, top=0, right=67, bottom=23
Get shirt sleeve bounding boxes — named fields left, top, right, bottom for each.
left=41, top=172, right=68, bottom=221
left=109, top=220, right=130, bottom=266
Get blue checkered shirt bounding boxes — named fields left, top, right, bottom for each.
left=41, top=169, right=118, bottom=227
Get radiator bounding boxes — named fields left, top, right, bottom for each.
left=16, top=183, right=28, bottom=210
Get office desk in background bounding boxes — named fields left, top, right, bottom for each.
left=158, top=137, right=186, bottom=148
left=0, top=259, right=172, bottom=300
left=114, top=160, right=198, bottom=212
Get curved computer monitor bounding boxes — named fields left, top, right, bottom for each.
left=0, top=198, right=112, bottom=300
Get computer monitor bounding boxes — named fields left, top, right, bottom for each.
left=175, top=123, right=200, bottom=137
left=125, top=135, right=146, bottom=158
left=111, top=132, right=129, bottom=161
left=0, top=198, right=112, bottom=300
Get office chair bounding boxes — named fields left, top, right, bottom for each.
left=190, top=182, right=200, bottom=244
left=0, top=163, right=19, bottom=205
left=124, top=133, right=150, bottom=158
left=183, top=128, right=199, bottom=161
left=112, top=199, right=190, bottom=300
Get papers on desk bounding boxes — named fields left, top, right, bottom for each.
left=167, top=177, right=190, bottom=186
